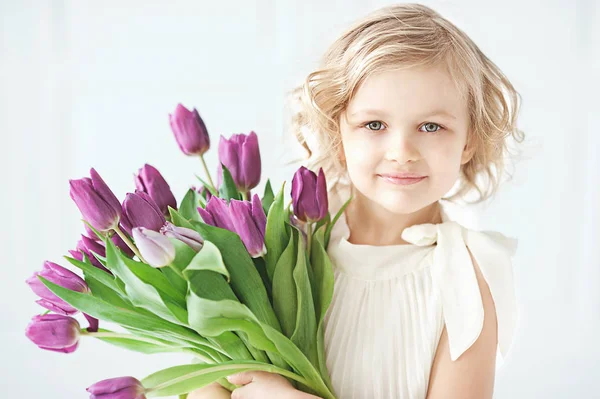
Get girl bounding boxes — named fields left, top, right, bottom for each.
left=191, top=3, right=524, bottom=398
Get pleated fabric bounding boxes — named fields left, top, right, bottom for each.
left=322, top=182, right=520, bottom=399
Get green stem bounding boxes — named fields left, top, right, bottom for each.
left=144, top=363, right=335, bottom=399
left=81, top=330, right=166, bottom=346
left=241, top=191, right=249, bottom=201
left=113, top=225, right=146, bottom=263
left=306, top=222, right=313, bottom=260
left=199, top=154, right=216, bottom=192
left=81, top=330, right=221, bottom=364
left=167, top=263, right=186, bottom=280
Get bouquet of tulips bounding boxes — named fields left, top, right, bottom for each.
left=25, top=103, right=351, bottom=399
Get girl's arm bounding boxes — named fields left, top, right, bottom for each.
left=425, top=250, right=498, bottom=399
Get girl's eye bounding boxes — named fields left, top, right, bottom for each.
left=419, top=122, right=443, bottom=134
left=363, top=121, right=385, bottom=131
left=362, top=121, right=445, bottom=134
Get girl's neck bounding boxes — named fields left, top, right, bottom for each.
left=344, top=186, right=442, bottom=246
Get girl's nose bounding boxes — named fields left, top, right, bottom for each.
left=383, top=132, right=421, bottom=164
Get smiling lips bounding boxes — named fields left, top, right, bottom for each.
left=378, top=173, right=427, bottom=185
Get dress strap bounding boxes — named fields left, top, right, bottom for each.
left=402, top=221, right=519, bottom=362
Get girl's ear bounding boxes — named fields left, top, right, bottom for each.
left=460, top=142, right=476, bottom=165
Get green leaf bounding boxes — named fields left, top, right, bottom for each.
left=185, top=295, right=333, bottom=397
left=272, top=231, right=297, bottom=338
left=189, top=221, right=281, bottom=332
left=184, top=241, right=230, bottom=283
left=105, top=238, right=189, bottom=326
left=187, top=295, right=277, bottom=353
left=218, top=163, right=241, bottom=202
left=84, top=275, right=134, bottom=311
left=123, top=255, right=187, bottom=304
left=252, top=256, right=272, bottom=302
left=169, top=207, right=196, bottom=230
left=90, top=328, right=176, bottom=354
left=325, top=195, right=352, bottom=249
left=141, top=360, right=335, bottom=399
left=37, top=276, right=208, bottom=348
left=264, top=183, right=289, bottom=283
left=310, top=235, right=336, bottom=394
left=179, top=188, right=202, bottom=222
left=290, top=228, right=318, bottom=369
left=262, top=179, right=275, bottom=215
left=165, top=238, right=197, bottom=297
left=183, top=253, right=255, bottom=362
left=63, top=255, right=124, bottom=295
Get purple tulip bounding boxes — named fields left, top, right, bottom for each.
left=216, top=131, right=261, bottom=192
left=197, top=196, right=236, bottom=232
left=132, top=227, right=175, bottom=268
left=25, top=313, right=81, bottom=353
left=121, top=191, right=166, bottom=236
left=69, top=168, right=122, bottom=232
left=198, top=194, right=267, bottom=258
left=86, top=376, right=146, bottom=399
left=160, top=221, right=204, bottom=252
left=69, top=237, right=111, bottom=274
left=134, top=164, right=177, bottom=217
left=291, top=166, right=328, bottom=222
left=169, top=103, right=210, bottom=156
left=26, top=261, right=89, bottom=316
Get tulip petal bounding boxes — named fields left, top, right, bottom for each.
left=123, top=192, right=166, bottom=232
left=240, top=131, right=261, bottom=191
left=316, top=167, right=329, bottom=220
left=89, top=168, right=122, bottom=220
left=251, top=193, right=267, bottom=238
left=218, top=135, right=241, bottom=190
left=205, top=196, right=236, bottom=232
left=133, top=227, right=175, bottom=268
left=69, top=178, right=119, bottom=232
left=135, top=164, right=178, bottom=216
left=229, top=199, right=266, bottom=257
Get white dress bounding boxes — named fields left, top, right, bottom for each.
left=322, top=182, right=520, bottom=399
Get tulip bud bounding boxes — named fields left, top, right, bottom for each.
left=197, top=196, right=236, bottom=232
left=69, top=168, right=122, bottom=232
left=229, top=194, right=267, bottom=257
left=199, top=195, right=267, bottom=258
left=132, top=227, right=175, bottom=268
left=25, top=314, right=81, bottom=353
left=291, top=166, right=328, bottom=222
left=122, top=191, right=166, bottom=235
left=134, top=164, right=177, bottom=217
left=216, top=131, right=261, bottom=192
left=160, top=221, right=204, bottom=252
left=26, top=261, right=89, bottom=315
left=169, top=103, right=210, bottom=156
left=86, top=376, right=146, bottom=399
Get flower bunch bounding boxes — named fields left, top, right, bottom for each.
left=25, top=103, right=351, bottom=399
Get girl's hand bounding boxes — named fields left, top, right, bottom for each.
left=187, top=381, right=231, bottom=399
left=226, top=371, right=303, bottom=399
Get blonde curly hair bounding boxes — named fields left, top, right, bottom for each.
left=285, top=3, right=524, bottom=203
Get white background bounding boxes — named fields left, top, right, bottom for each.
left=1, top=1, right=598, bottom=398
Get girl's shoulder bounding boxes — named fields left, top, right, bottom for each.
left=401, top=215, right=519, bottom=368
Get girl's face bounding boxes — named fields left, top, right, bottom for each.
left=339, top=65, right=473, bottom=215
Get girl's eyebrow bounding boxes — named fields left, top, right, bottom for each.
left=349, top=108, right=457, bottom=120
